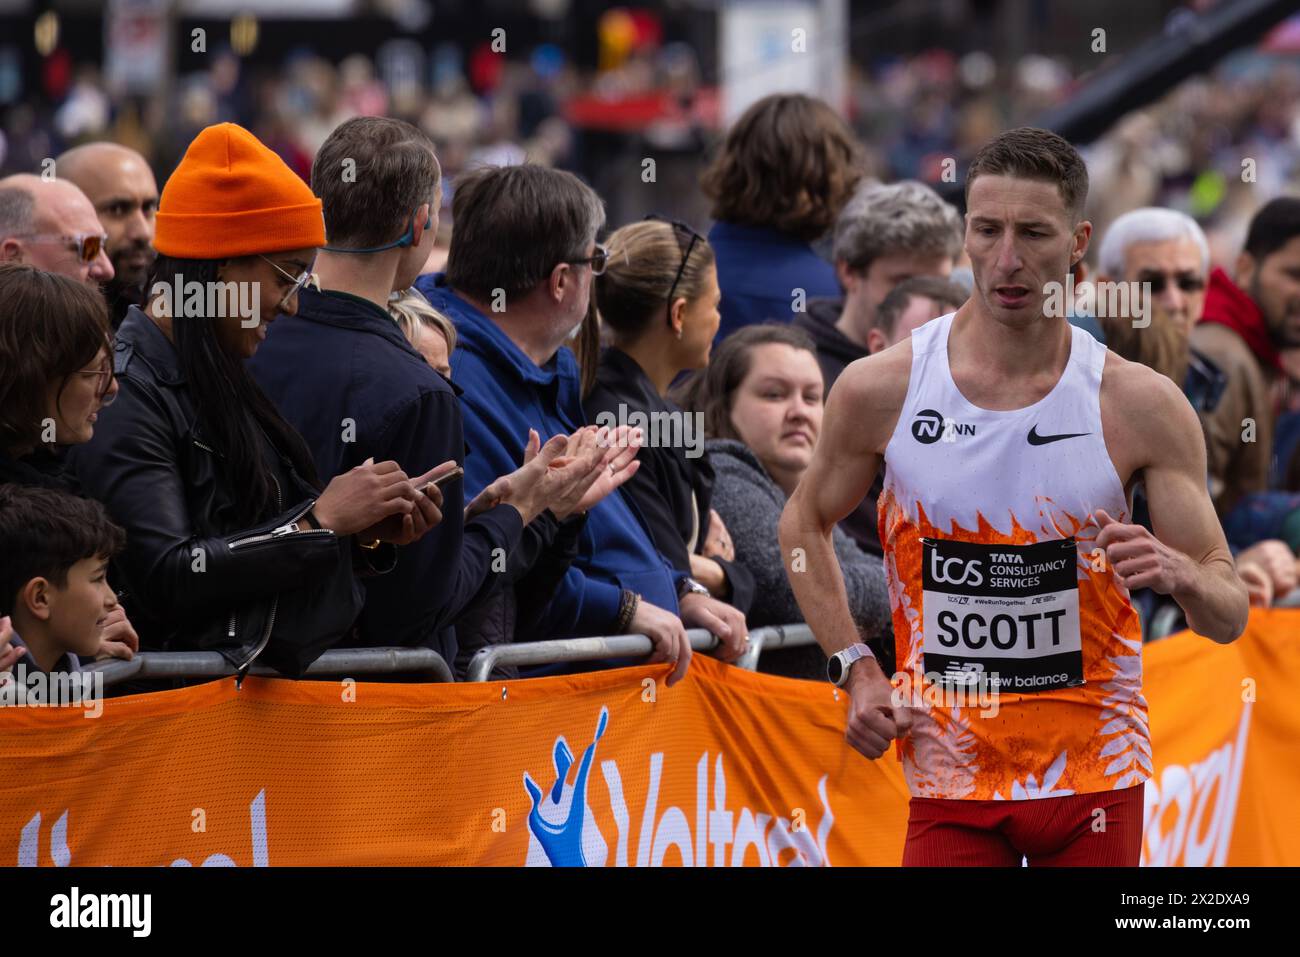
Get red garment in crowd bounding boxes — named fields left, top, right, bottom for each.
left=1198, top=266, right=1283, bottom=373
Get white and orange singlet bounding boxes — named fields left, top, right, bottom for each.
left=879, top=312, right=1150, bottom=801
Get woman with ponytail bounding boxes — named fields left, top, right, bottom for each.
left=586, top=217, right=754, bottom=629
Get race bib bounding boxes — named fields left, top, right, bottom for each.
left=920, top=537, right=1084, bottom=693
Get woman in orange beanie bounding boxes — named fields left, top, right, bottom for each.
left=69, top=123, right=445, bottom=676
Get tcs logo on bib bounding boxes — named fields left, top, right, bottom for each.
left=929, top=551, right=983, bottom=588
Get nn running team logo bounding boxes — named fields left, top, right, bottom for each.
left=912, top=409, right=975, bottom=444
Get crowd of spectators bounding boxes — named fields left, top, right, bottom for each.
left=2, top=54, right=1300, bottom=690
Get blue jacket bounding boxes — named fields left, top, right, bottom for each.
left=248, top=287, right=522, bottom=659
left=415, top=273, right=682, bottom=638
left=708, top=221, right=840, bottom=342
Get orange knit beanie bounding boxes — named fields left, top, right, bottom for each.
left=153, top=122, right=325, bottom=259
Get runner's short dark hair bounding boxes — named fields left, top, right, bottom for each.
left=965, top=127, right=1089, bottom=221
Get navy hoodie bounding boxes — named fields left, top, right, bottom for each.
left=416, top=273, right=682, bottom=638
left=709, top=221, right=840, bottom=343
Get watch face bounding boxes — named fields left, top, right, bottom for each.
left=827, top=655, right=843, bottom=684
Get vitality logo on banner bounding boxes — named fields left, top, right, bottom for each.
left=521, top=706, right=836, bottom=867
left=1141, top=701, right=1250, bottom=867
left=522, top=708, right=610, bottom=866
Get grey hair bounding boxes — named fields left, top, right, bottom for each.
left=832, top=179, right=963, bottom=273
left=1098, top=207, right=1210, bottom=278
left=0, top=185, right=35, bottom=240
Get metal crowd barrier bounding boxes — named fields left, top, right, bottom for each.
left=80, top=626, right=820, bottom=689
left=735, top=623, right=817, bottom=672
left=91, top=601, right=1281, bottom=688
left=464, top=623, right=817, bottom=682
left=86, top=646, right=454, bottom=688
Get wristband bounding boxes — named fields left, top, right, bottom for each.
left=616, top=589, right=641, bottom=633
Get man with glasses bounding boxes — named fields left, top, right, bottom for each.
left=1097, top=202, right=1300, bottom=519
left=1096, top=205, right=1300, bottom=624
left=1095, top=207, right=1217, bottom=405
left=417, top=165, right=750, bottom=683
left=57, top=143, right=160, bottom=329
left=0, top=174, right=114, bottom=287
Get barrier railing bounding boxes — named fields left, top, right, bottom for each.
left=86, top=646, right=454, bottom=688
left=86, top=603, right=1261, bottom=689
left=464, top=623, right=818, bottom=682
left=734, top=623, right=816, bottom=672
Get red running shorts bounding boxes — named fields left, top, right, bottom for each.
left=902, top=784, right=1145, bottom=866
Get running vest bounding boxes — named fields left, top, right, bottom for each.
left=879, top=312, right=1150, bottom=801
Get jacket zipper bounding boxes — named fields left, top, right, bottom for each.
left=228, top=497, right=330, bottom=550
left=236, top=475, right=287, bottom=680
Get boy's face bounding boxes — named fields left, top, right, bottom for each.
left=46, top=556, right=117, bottom=659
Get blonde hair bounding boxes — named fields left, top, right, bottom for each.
left=389, top=287, right=457, bottom=356
left=594, top=219, right=715, bottom=342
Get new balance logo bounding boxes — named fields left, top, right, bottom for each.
left=1027, top=425, right=1090, bottom=446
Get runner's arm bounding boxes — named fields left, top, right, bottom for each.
left=1123, top=370, right=1249, bottom=643
left=779, top=350, right=905, bottom=668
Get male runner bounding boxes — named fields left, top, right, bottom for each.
left=779, top=127, right=1248, bottom=866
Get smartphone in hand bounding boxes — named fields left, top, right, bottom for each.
left=424, top=466, right=464, bottom=495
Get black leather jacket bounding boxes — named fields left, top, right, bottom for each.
left=68, top=307, right=389, bottom=676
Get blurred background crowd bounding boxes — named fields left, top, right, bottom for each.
left=3, top=0, right=1299, bottom=263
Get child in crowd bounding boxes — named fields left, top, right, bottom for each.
left=0, top=484, right=124, bottom=676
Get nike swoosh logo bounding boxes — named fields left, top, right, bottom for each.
left=1027, top=425, right=1091, bottom=446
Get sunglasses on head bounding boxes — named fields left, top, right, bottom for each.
left=1139, top=272, right=1206, bottom=295
left=642, top=214, right=706, bottom=325
left=18, top=231, right=107, bottom=263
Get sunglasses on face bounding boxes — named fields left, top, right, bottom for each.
left=1138, top=272, right=1206, bottom=295
left=18, top=231, right=108, bottom=263
left=258, top=255, right=319, bottom=309
left=567, top=243, right=609, bottom=276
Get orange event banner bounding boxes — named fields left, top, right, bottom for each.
left=1, top=609, right=1297, bottom=867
